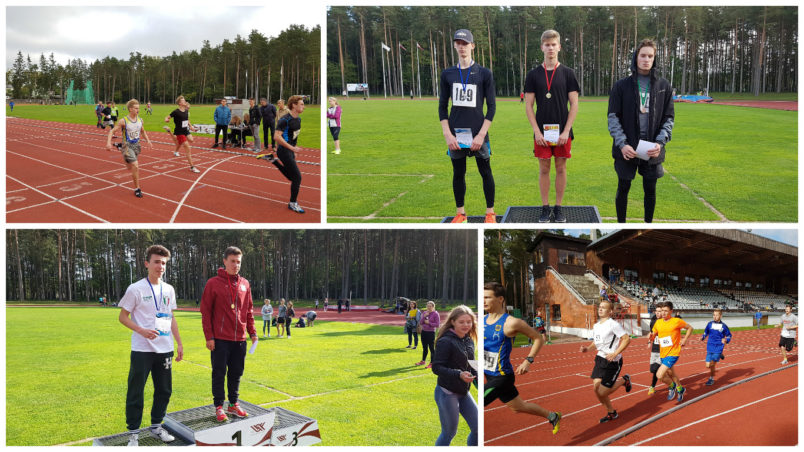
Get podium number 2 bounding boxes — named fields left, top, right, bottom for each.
left=232, top=430, right=242, bottom=446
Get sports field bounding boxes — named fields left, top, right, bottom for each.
left=6, top=307, right=475, bottom=446
left=326, top=96, right=797, bottom=222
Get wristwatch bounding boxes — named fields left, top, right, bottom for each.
left=526, top=356, right=534, bottom=363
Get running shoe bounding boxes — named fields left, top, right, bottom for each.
left=212, top=143, right=219, bottom=148
left=539, top=205, right=552, bottom=223
left=676, top=386, right=686, bottom=402
left=190, top=166, right=200, bottom=173
left=450, top=213, right=468, bottom=224
left=667, top=384, right=676, bottom=401
left=222, top=144, right=227, bottom=150
left=647, top=386, right=655, bottom=395
left=412, top=346, right=417, bottom=349
left=173, top=151, right=180, bottom=157
left=127, top=433, right=138, bottom=447
left=781, top=359, right=788, bottom=365
left=623, top=374, right=632, bottom=393
left=226, top=402, right=248, bottom=418
left=405, top=345, right=411, bottom=349
left=114, top=143, right=122, bottom=150
left=134, top=188, right=143, bottom=198
left=288, top=202, right=305, bottom=214
left=484, top=212, right=497, bottom=224
left=552, top=205, right=566, bottom=223
left=415, top=361, right=425, bottom=366
left=163, top=126, right=171, bottom=133
left=425, top=363, right=432, bottom=369
left=256, top=153, right=276, bottom=162
left=334, top=149, right=341, bottom=154
left=215, top=406, right=228, bottom=422
left=705, top=378, right=715, bottom=386
left=720, top=353, right=725, bottom=361
left=599, top=411, right=618, bottom=424
left=150, top=425, right=175, bottom=442
left=549, top=412, right=562, bottom=434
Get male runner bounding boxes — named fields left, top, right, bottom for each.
left=260, top=95, right=306, bottom=213
left=580, top=300, right=632, bottom=422
left=101, top=101, right=114, bottom=129
left=779, top=304, right=798, bottom=364
left=646, top=302, right=663, bottom=394
left=524, top=29, right=579, bottom=223
left=106, top=99, right=153, bottom=198
left=201, top=246, right=258, bottom=422
left=648, top=301, right=693, bottom=402
left=118, top=245, right=183, bottom=446
left=533, top=308, right=547, bottom=343
left=483, top=282, right=561, bottom=434
left=439, top=29, right=497, bottom=224
left=701, top=308, right=731, bottom=385
left=164, top=95, right=200, bottom=173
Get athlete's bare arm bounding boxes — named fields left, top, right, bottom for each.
left=680, top=322, right=694, bottom=347
left=503, top=316, right=544, bottom=375
left=106, top=119, right=125, bottom=150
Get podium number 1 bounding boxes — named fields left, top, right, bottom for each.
left=232, top=430, right=242, bottom=446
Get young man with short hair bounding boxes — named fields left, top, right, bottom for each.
left=483, top=282, right=561, bottom=434
left=607, top=39, right=674, bottom=223
left=580, top=300, right=632, bottom=423
left=201, top=246, right=258, bottom=422
left=246, top=98, right=262, bottom=151
left=778, top=304, right=797, bottom=365
left=212, top=98, right=231, bottom=149
left=259, top=98, right=277, bottom=152
left=106, top=99, right=153, bottom=198
left=701, top=308, right=731, bottom=385
left=648, top=301, right=693, bottom=402
left=164, top=95, right=200, bottom=173
left=261, top=95, right=306, bottom=213
left=118, top=245, right=183, bottom=446
left=646, top=302, right=664, bottom=394
left=101, top=101, right=114, bottom=129
left=524, top=29, right=580, bottom=223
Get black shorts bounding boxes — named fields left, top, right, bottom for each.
left=329, top=126, right=341, bottom=141
left=779, top=337, right=796, bottom=351
left=614, top=158, right=664, bottom=180
left=591, top=355, right=623, bottom=388
left=484, top=373, right=518, bottom=406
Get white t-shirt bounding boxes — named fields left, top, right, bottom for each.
left=781, top=313, right=798, bottom=339
left=593, top=318, right=627, bottom=361
left=261, top=304, right=273, bottom=320
left=119, top=278, right=177, bottom=353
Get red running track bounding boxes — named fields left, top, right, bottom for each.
left=484, top=328, right=797, bottom=446
left=6, top=118, right=321, bottom=223
left=710, top=100, right=798, bottom=111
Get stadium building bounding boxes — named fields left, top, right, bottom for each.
left=528, top=230, right=797, bottom=338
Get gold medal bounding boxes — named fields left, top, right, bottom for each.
left=231, top=304, right=235, bottom=310
left=546, top=92, right=552, bottom=99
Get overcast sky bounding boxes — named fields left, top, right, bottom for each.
left=6, top=5, right=321, bottom=68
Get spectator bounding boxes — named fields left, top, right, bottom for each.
left=276, top=299, right=287, bottom=338
left=261, top=299, right=273, bottom=338
left=212, top=99, right=231, bottom=149
left=405, top=301, right=422, bottom=349
left=284, top=301, right=295, bottom=339
left=306, top=310, right=317, bottom=327
left=259, top=98, right=277, bottom=152
left=416, top=301, right=441, bottom=367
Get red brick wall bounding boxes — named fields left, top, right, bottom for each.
left=532, top=271, right=596, bottom=329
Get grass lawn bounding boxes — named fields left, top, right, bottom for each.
left=6, top=103, right=321, bottom=150
left=326, top=98, right=796, bottom=222
left=6, top=307, right=475, bottom=446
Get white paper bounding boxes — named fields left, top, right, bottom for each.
left=455, top=128, right=473, bottom=149
left=543, top=124, right=560, bottom=145
left=468, top=360, right=478, bottom=371
left=635, top=140, right=658, bottom=161
left=249, top=341, right=258, bottom=354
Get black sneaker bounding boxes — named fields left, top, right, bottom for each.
left=222, top=144, right=227, bottom=150
left=539, top=205, right=552, bottom=223
left=553, top=205, right=566, bottom=223
left=720, top=353, right=725, bottom=361
left=599, top=410, right=618, bottom=423
left=623, top=374, right=632, bottom=393
left=134, top=188, right=143, bottom=198
left=212, top=143, right=219, bottom=148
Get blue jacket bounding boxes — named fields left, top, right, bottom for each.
left=214, top=105, right=231, bottom=126
left=701, top=321, right=732, bottom=354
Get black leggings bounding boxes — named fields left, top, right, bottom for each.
left=615, top=177, right=657, bottom=223
left=284, top=316, right=292, bottom=336
left=451, top=156, right=494, bottom=208
left=273, top=147, right=302, bottom=203
left=421, top=330, right=435, bottom=361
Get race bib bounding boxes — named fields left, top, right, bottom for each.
left=659, top=336, right=673, bottom=347
left=452, top=83, right=477, bottom=107
left=711, top=324, right=722, bottom=331
left=181, top=120, right=189, bottom=129
left=653, top=336, right=659, bottom=345
left=483, top=350, right=499, bottom=372
left=128, top=129, right=140, bottom=140
left=292, top=129, right=301, bottom=140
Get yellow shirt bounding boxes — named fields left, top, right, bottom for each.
left=652, top=317, right=687, bottom=358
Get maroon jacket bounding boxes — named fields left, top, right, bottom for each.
left=201, top=268, right=257, bottom=341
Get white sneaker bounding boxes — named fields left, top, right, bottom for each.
left=190, top=166, right=200, bottom=173
left=288, top=202, right=305, bottom=214
left=173, top=151, right=180, bottom=157
left=782, top=359, right=788, bottom=364
left=286, top=335, right=291, bottom=339
left=127, top=433, right=138, bottom=447
left=150, top=425, right=175, bottom=443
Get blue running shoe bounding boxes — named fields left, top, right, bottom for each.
left=676, top=386, right=686, bottom=402
left=667, top=384, right=676, bottom=400
left=705, top=378, right=715, bottom=386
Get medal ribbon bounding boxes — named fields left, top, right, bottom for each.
left=457, top=60, right=474, bottom=92
left=543, top=62, right=560, bottom=95
left=146, top=278, right=163, bottom=313
left=638, top=78, right=650, bottom=111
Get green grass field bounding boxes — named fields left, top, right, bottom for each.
left=6, top=307, right=475, bottom=446
left=6, top=103, right=321, bottom=150
left=327, top=97, right=797, bottom=222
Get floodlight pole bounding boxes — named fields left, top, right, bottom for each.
left=381, top=43, right=387, bottom=99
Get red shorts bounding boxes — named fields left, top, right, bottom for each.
left=176, top=134, right=188, bottom=145
left=534, top=137, right=572, bottom=159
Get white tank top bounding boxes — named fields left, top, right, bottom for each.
left=124, top=117, right=143, bottom=143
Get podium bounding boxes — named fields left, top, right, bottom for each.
left=501, top=205, right=602, bottom=223
left=92, top=402, right=320, bottom=446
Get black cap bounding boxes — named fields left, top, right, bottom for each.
left=453, top=29, right=473, bottom=44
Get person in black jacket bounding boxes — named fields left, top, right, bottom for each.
left=608, top=39, right=674, bottom=223
left=259, top=98, right=277, bottom=152
left=431, top=305, right=478, bottom=446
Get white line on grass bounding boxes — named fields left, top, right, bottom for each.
left=665, top=170, right=730, bottom=221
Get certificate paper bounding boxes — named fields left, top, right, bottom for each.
left=543, top=124, right=560, bottom=146
left=455, top=128, right=473, bottom=149
left=635, top=140, right=658, bottom=161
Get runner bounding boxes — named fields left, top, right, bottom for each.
left=117, top=245, right=183, bottom=446
left=327, top=97, right=342, bottom=154
left=580, top=300, right=632, bottom=423
left=101, top=101, right=114, bottom=129
left=524, top=29, right=580, bottom=223
left=259, top=95, right=306, bottom=214
left=648, top=301, right=693, bottom=402
left=778, top=304, right=797, bottom=364
left=261, top=299, right=273, bottom=338
left=701, top=308, right=732, bottom=385
left=106, top=99, right=153, bottom=198
left=646, top=302, right=663, bottom=394
left=164, top=95, right=200, bottom=173
left=483, top=282, right=561, bottom=434
left=200, top=246, right=258, bottom=422
left=533, top=308, right=547, bottom=343
left=438, top=28, right=497, bottom=224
